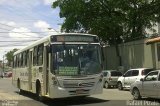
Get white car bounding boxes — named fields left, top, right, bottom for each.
left=130, top=70, right=160, bottom=99
left=117, top=68, right=154, bottom=90
left=103, top=70, right=122, bottom=88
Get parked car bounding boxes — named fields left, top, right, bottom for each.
left=117, top=68, right=154, bottom=90
left=130, top=70, right=160, bottom=100
left=103, top=70, right=122, bottom=88
left=4, top=71, right=12, bottom=77
left=7, top=72, right=12, bottom=77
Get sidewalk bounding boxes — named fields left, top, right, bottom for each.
left=0, top=77, right=12, bottom=80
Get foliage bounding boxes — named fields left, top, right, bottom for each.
left=5, top=48, right=18, bottom=66
left=52, top=0, right=160, bottom=44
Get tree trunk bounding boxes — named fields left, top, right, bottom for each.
left=115, top=44, right=122, bottom=66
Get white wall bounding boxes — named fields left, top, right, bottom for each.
left=104, top=39, right=156, bottom=71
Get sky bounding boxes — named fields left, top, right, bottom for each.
left=0, top=0, right=63, bottom=60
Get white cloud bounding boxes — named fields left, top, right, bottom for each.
left=34, top=20, right=60, bottom=34
left=0, top=0, right=40, bottom=6
left=58, top=25, right=62, bottom=32
left=0, top=21, right=16, bottom=27
left=34, top=20, right=51, bottom=30
left=7, top=21, right=16, bottom=26
left=0, top=0, right=5, bottom=4
left=9, top=27, right=39, bottom=40
left=43, top=0, right=56, bottom=5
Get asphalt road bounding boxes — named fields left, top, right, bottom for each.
left=0, top=78, right=159, bottom=106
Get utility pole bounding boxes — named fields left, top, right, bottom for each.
left=2, top=51, right=6, bottom=78
left=2, top=55, right=4, bottom=78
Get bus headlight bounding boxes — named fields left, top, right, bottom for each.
left=52, top=75, right=59, bottom=86
left=53, top=81, right=58, bottom=85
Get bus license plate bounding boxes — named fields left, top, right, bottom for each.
left=76, top=89, right=84, bottom=94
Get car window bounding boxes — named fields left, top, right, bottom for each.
left=103, top=72, right=108, bottom=77
left=158, top=73, right=160, bottom=81
left=144, top=71, right=158, bottom=81
left=142, top=69, right=154, bottom=75
left=111, top=71, right=122, bottom=76
left=124, top=70, right=132, bottom=77
left=132, top=70, right=139, bottom=76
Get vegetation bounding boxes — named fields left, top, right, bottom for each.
left=5, top=48, right=18, bottom=66
left=52, top=0, right=160, bottom=44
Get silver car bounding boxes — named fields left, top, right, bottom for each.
left=103, top=70, right=122, bottom=88
left=130, top=70, right=160, bottom=100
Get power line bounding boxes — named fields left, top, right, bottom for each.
left=0, top=5, right=38, bottom=22
left=0, top=31, right=57, bottom=33
left=0, top=41, right=30, bottom=47
left=0, top=36, right=42, bottom=38
left=0, top=45, right=26, bottom=47
left=0, top=22, right=59, bottom=34
left=0, top=27, right=42, bottom=38
left=0, top=21, right=59, bottom=37
left=0, top=40, right=36, bottom=42
left=0, top=3, right=61, bottom=33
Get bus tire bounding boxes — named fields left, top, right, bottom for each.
left=36, top=81, right=44, bottom=101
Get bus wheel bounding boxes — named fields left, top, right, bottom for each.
left=17, top=79, right=23, bottom=94
left=36, top=83, right=44, bottom=101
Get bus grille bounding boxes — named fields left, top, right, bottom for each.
left=63, top=82, right=95, bottom=88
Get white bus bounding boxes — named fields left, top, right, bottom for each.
left=12, top=33, right=103, bottom=100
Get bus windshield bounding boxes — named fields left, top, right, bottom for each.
left=51, top=44, right=102, bottom=76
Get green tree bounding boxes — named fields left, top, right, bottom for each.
left=52, top=0, right=160, bottom=65
left=118, top=0, right=160, bottom=41
left=5, top=49, right=18, bottom=66
left=53, top=0, right=160, bottom=42
left=53, top=0, right=125, bottom=44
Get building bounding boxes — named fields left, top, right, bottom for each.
left=103, top=37, right=160, bottom=72
left=103, top=22, right=160, bottom=72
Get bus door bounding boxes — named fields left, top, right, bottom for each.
left=43, top=46, right=49, bottom=95
left=28, top=51, right=33, bottom=91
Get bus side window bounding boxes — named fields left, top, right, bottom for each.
left=13, top=56, right=16, bottom=68
left=15, top=56, right=17, bottom=68
left=33, top=46, right=38, bottom=66
left=15, top=55, right=17, bottom=68
left=53, top=53, right=57, bottom=71
left=37, top=44, right=43, bottom=66
left=26, top=50, right=29, bottom=67
left=22, top=52, right=25, bottom=67
left=17, top=54, right=20, bottom=67
left=20, top=53, right=23, bottom=67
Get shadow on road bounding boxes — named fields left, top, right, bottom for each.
left=140, top=98, right=160, bottom=103
left=15, top=91, right=109, bottom=106
left=42, top=97, right=108, bottom=106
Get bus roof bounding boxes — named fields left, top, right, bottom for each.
left=14, top=33, right=98, bottom=55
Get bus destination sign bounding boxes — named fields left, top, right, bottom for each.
left=51, top=35, right=99, bottom=43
